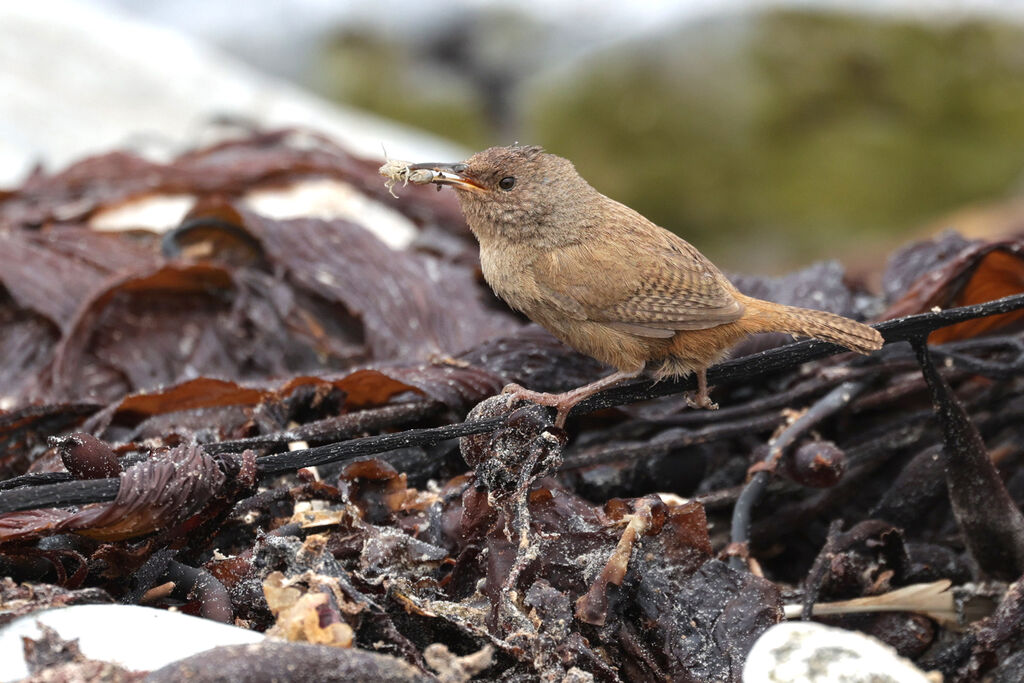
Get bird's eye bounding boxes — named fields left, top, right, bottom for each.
left=498, top=176, right=516, bottom=191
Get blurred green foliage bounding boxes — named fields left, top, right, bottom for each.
left=317, top=31, right=494, bottom=151
left=317, top=10, right=1024, bottom=271
left=530, top=11, right=1024, bottom=269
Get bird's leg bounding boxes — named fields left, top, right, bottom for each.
left=686, top=367, right=718, bottom=410
left=502, top=369, right=642, bottom=428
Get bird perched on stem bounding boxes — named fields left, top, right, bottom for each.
left=396, top=146, right=883, bottom=427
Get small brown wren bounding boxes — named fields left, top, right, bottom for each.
left=405, top=146, right=883, bottom=427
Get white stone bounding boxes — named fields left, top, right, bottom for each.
left=243, top=178, right=419, bottom=249
left=0, top=604, right=264, bottom=682
left=743, top=621, right=936, bottom=683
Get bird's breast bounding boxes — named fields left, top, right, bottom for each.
left=478, top=243, right=545, bottom=316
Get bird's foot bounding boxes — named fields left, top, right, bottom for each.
left=501, top=383, right=555, bottom=403
left=500, top=371, right=640, bottom=429
left=686, top=369, right=718, bottom=410
left=686, top=391, right=719, bottom=411
left=501, top=384, right=575, bottom=428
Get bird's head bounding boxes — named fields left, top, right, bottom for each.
left=410, top=145, right=598, bottom=246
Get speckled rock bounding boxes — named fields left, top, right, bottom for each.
left=743, top=621, right=938, bottom=683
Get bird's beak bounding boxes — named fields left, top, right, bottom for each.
left=408, top=162, right=485, bottom=192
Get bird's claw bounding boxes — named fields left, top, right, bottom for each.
left=686, top=393, right=719, bottom=410
left=502, top=383, right=561, bottom=407
left=501, top=383, right=529, bottom=408
left=499, top=384, right=573, bottom=427
left=501, top=383, right=525, bottom=396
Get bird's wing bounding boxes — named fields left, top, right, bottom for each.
left=533, top=229, right=744, bottom=338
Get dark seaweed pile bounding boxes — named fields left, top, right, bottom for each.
left=1, top=130, right=1023, bottom=682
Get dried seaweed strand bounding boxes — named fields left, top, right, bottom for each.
left=0, top=471, right=74, bottom=491
left=747, top=392, right=1024, bottom=548
left=255, top=415, right=507, bottom=474
left=912, top=337, right=1024, bottom=580
left=639, top=369, right=874, bottom=427
left=800, top=519, right=846, bottom=619
left=3, top=293, right=1023, bottom=516
left=728, top=380, right=869, bottom=571
left=203, top=402, right=443, bottom=454
left=162, top=559, right=233, bottom=623
left=930, top=344, right=1024, bottom=379
left=560, top=412, right=783, bottom=471
left=0, top=477, right=120, bottom=514
left=798, top=520, right=905, bottom=619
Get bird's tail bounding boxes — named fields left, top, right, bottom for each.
left=737, top=295, right=883, bottom=354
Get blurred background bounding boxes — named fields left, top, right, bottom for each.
left=5, top=0, right=1024, bottom=274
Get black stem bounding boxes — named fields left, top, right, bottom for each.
left=728, top=380, right=868, bottom=571
left=912, top=337, right=1024, bottom=580
left=0, top=478, right=120, bottom=514
left=255, top=415, right=507, bottom=475
left=3, top=293, right=1024, bottom=516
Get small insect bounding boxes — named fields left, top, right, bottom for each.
left=379, top=159, right=437, bottom=198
